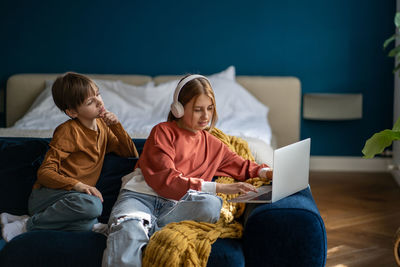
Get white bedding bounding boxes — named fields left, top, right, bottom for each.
left=10, top=67, right=273, bottom=146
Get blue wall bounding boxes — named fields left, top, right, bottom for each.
left=0, top=0, right=395, bottom=156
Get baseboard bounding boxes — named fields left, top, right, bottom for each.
left=310, top=156, right=392, bottom=172
left=391, top=170, right=400, bottom=186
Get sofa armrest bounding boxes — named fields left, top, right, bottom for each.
left=243, top=188, right=327, bottom=267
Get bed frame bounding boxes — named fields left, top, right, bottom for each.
left=5, top=74, right=301, bottom=148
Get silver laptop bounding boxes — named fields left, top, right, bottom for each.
left=229, top=138, right=311, bottom=203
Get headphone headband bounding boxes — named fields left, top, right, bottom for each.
left=173, top=74, right=209, bottom=103
left=170, top=74, right=209, bottom=118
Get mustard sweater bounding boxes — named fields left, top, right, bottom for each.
left=35, top=118, right=138, bottom=190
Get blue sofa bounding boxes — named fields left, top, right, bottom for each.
left=0, top=137, right=327, bottom=267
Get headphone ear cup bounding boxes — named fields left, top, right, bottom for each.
left=171, top=101, right=184, bottom=118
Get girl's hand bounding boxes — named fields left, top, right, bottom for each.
left=259, top=167, right=273, bottom=179
left=216, top=182, right=258, bottom=195
left=73, top=182, right=104, bottom=202
left=100, top=110, right=119, bottom=126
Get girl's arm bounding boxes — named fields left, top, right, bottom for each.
left=215, top=141, right=271, bottom=180
left=213, top=141, right=272, bottom=194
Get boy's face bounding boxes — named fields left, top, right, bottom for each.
left=180, top=93, right=214, bottom=132
left=66, top=88, right=105, bottom=122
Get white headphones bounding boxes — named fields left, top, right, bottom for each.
left=170, top=74, right=210, bottom=118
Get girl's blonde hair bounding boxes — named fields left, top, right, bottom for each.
left=168, top=75, right=218, bottom=131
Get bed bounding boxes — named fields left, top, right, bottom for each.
left=1, top=66, right=301, bottom=165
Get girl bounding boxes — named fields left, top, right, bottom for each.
left=102, top=74, right=272, bottom=267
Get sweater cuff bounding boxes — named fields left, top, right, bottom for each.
left=201, top=181, right=216, bottom=194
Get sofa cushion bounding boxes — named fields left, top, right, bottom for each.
left=0, top=231, right=245, bottom=267
left=96, top=153, right=137, bottom=223
left=0, top=230, right=106, bottom=267
left=0, top=137, right=146, bottom=222
left=208, top=238, right=245, bottom=267
left=0, top=138, right=50, bottom=215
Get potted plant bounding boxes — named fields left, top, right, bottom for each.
left=362, top=12, right=400, bottom=159
left=361, top=11, right=400, bottom=267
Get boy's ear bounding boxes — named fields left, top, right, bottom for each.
left=65, top=108, right=78, bottom=118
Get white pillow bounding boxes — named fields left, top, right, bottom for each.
left=12, top=79, right=146, bottom=130
left=208, top=65, right=235, bottom=80
left=114, top=66, right=272, bottom=144
left=207, top=77, right=272, bottom=145
left=12, top=66, right=271, bottom=145
left=13, top=82, right=68, bottom=129
left=111, top=66, right=238, bottom=137
left=106, top=80, right=174, bottom=137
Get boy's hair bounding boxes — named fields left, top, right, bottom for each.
left=168, top=75, right=218, bottom=131
left=52, top=72, right=98, bottom=112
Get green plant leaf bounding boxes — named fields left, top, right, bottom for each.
left=362, top=130, right=400, bottom=159
left=395, top=12, right=400, bottom=28
left=393, top=116, right=400, bottom=131
left=388, top=46, right=400, bottom=57
left=384, top=34, right=396, bottom=50
left=393, top=64, right=400, bottom=74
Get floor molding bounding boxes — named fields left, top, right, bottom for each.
left=310, top=156, right=392, bottom=172
left=391, top=170, right=400, bottom=186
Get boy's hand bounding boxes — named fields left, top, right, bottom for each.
left=100, top=110, right=119, bottom=126
left=73, top=182, right=104, bottom=202
left=216, top=182, right=258, bottom=195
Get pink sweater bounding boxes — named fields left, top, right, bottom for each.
left=137, top=121, right=268, bottom=200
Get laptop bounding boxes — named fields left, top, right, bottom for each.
left=229, top=138, right=311, bottom=203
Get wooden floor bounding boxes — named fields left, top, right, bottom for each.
left=310, top=171, right=400, bottom=267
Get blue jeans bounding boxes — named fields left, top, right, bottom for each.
left=26, top=187, right=103, bottom=232
left=102, top=189, right=222, bottom=267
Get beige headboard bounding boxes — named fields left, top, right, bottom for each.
left=6, top=73, right=300, bottom=147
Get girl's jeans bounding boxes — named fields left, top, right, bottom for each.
left=102, top=189, right=222, bottom=267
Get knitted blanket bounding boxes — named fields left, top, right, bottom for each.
left=142, top=128, right=270, bottom=267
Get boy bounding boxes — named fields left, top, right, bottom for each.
left=1, top=72, right=138, bottom=241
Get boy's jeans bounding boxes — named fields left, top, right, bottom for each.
left=102, top=189, right=222, bottom=267
left=27, top=187, right=103, bottom=231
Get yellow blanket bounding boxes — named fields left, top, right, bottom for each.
left=142, top=128, right=270, bottom=267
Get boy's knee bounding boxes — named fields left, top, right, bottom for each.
left=70, top=194, right=103, bottom=218
left=84, top=196, right=103, bottom=218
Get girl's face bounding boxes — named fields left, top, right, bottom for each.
left=180, top=93, right=214, bottom=132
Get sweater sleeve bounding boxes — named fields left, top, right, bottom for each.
left=215, top=141, right=269, bottom=181
left=36, top=126, right=81, bottom=190
left=139, top=125, right=203, bottom=200
left=105, top=122, right=139, bottom=158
